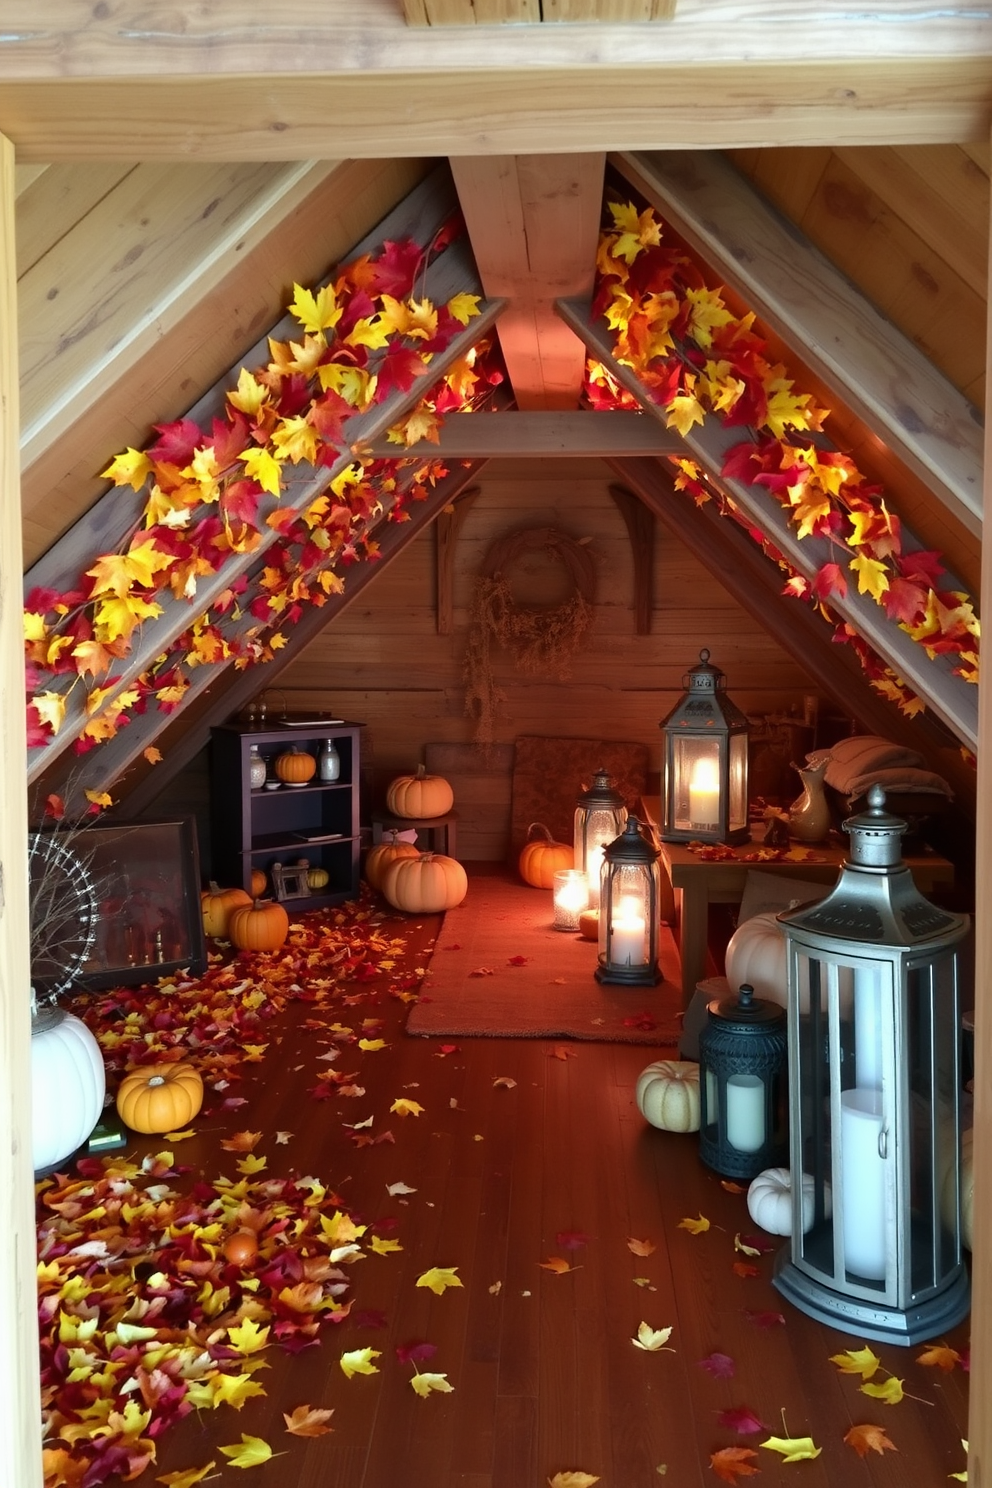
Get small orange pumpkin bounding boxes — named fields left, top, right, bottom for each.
left=365, top=831, right=420, bottom=891
left=275, top=747, right=317, bottom=784
left=381, top=853, right=467, bottom=914
left=228, top=898, right=290, bottom=952
left=116, top=1061, right=204, bottom=1133
left=222, top=1228, right=259, bottom=1267
left=385, top=764, right=454, bottom=820
left=518, top=822, right=573, bottom=889
left=250, top=868, right=267, bottom=897
left=307, top=866, right=330, bottom=890
left=201, top=881, right=252, bottom=939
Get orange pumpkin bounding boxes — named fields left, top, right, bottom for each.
left=223, top=1228, right=259, bottom=1267
left=116, top=1061, right=204, bottom=1133
left=250, top=868, right=267, bottom=897
left=386, top=764, right=454, bottom=820
left=518, top=821, right=573, bottom=889
left=228, top=898, right=290, bottom=952
left=380, top=853, right=467, bottom=914
left=365, top=831, right=420, bottom=891
left=201, top=881, right=252, bottom=939
left=275, top=747, right=317, bottom=784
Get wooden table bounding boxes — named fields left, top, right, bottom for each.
left=639, top=797, right=955, bottom=1008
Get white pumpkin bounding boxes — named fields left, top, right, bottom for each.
left=726, top=913, right=788, bottom=1009
left=747, top=1166, right=828, bottom=1235
left=635, top=1060, right=701, bottom=1133
left=31, top=1010, right=106, bottom=1172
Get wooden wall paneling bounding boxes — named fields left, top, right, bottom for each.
left=0, top=129, right=42, bottom=1488
left=450, top=154, right=605, bottom=409
left=727, top=144, right=832, bottom=220
left=436, top=485, right=482, bottom=634
left=967, top=115, right=992, bottom=1488
left=13, top=162, right=47, bottom=198
left=18, top=159, right=343, bottom=471
left=963, top=140, right=992, bottom=174
left=558, top=297, right=981, bottom=752
left=607, top=482, right=654, bottom=633
left=545, top=0, right=676, bottom=16
left=20, top=157, right=431, bottom=566
left=15, top=162, right=135, bottom=275
left=617, top=149, right=984, bottom=539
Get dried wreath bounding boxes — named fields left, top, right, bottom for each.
left=464, top=525, right=596, bottom=743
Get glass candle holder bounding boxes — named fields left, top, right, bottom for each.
left=552, top=869, right=589, bottom=932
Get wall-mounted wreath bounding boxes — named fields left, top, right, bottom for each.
left=464, top=525, right=596, bottom=743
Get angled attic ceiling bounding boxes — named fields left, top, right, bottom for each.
left=18, top=146, right=986, bottom=813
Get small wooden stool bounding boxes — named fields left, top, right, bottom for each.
left=371, top=810, right=459, bottom=859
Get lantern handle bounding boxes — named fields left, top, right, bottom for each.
left=878, top=1125, right=889, bottom=1160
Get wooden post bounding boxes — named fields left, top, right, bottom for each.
left=0, top=130, right=44, bottom=1488
left=967, top=127, right=992, bottom=1488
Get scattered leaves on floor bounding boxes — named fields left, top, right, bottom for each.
left=718, top=1405, right=767, bottom=1435
left=218, top=1434, right=274, bottom=1469
left=699, top=1350, right=736, bottom=1379
left=548, top=1473, right=600, bottom=1488
left=709, top=1445, right=760, bottom=1483
left=628, top=1236, right=656, bottom=1256
left=283, top=1405, right=335, bottom=1437
left=829, top=1343, right=880, bottom=1379
left=390, top=1097, right=424, bottom=1117
left=742, top=1309, right=786, bottom=1329
left=409, top=1370, right=454, bottom=1397
left=631, top=1321, right=674, bottom=1352
left=339, top=1348, right=381, bottom=1379
left=415, top=1266, right=463, bottom=1295
left=917, top=1343, right=962, bottom=1372
left=678, top=1213, right=710, bottom=1235
left=760, top=1434, right=821, bottom=1462
left=860, top=1376, right=904, bottom=1405
left=539, top=1256, right=577, bottom=1275
left=844, top=1423, right=897, bottom=1458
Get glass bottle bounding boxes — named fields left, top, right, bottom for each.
left=249, top=744, right=267, bottom=789
left=318, top=739, right=341, bottom=782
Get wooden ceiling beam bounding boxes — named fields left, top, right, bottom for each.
left=558, top=296, right=980, bottom=752
left=403, top=0, right=540, bottom=22
left=367, top=410, right=681, bottom=458
left=450, top=154, right=604, bottom=410
left=615, top=149, right=984, bottom=539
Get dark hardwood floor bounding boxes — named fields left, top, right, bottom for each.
left=60, top=886, right=970, bottom=1488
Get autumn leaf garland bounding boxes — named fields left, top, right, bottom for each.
left=590, top=201, right=980, bottom=708
left=25, top=231, right=490, bottom=753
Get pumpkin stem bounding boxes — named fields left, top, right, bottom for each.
left=147, top=1076, right=166, bottom=1087
left=208, top=880, right=221, bottom=892
left=526, top=822, right=553, bottom=843
left=415, top=763, right=427, bottom=779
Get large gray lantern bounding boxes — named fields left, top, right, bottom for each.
left=774, top=786, right=970, bottom=1344
left=659, top=649, right=750, bottom=845
left=574, top=769, right=627, bottom=909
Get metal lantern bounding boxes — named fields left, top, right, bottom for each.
left=574, top=768, right=628, bottom=908
left=698, top=983, right=788, bottom=1179
left=659, top=648, right=750, bottom=845
left=774, top=786, right=970, bottom=1344
left=596, top=817, right=662, bottom=987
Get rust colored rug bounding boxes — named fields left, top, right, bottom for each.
left=407, top=865, right=683, bottom=1044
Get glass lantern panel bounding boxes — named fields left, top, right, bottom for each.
left=600, top=862, right=653, bottom=967
left=728, top=733, right=748, bottom=834
left=669, top=735, right=722, bottom=835
left=575, top=804, right=627, bottom=906
left=906, top=953, right=960, bottom=1295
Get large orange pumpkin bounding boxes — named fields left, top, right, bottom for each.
left=518, top=821, right=573, bottom=889
left=386, top=764, right=454, bottom=820
left=201, top=881, right=252, bottom=939
left=275, top=747, right=317, bottom=784
left=365, top=831, right=420, bottom=891
left=228, top=898, right=290, bottom=952
left=380, top=853, right=467, bottom=913
left=116, top=1061, right=204, bottom=1134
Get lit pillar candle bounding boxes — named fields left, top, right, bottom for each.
left=609, top=894, right=646, bottom=966
left=854, top=966, right=883, bottom=1091
left=689, top=756, right=720, bottom=833
left=725, top=1073, right=765, bottom=1152
left=840, top=1088, right=887, bottom=1281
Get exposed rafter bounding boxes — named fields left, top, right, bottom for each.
left=367, top=410, right=682, bottom=458
left=614, top=149, right=984, bottom=538
left=402, top=0, right=674, bottom=20
left=25, top=169, right=504, bottom=783
left=557, top=296, right=980, bottom=752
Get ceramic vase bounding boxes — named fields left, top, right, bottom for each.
left=789, top=757, right=831, bottom=843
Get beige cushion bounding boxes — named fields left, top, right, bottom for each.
left=832, top=763, right=954, bottom=801
left=823, top=734, right=926, bottom=772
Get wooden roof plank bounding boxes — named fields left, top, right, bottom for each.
left=558, top=295, right=980, bottom=752
left=615, top=149, right=984, bottom=539
left=366, top=410, right=683, bottom=458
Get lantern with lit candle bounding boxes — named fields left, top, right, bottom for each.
left=574, top=769, right=627, bottom=910
left=773, top=786, right=970, bottom=1344
left=698, top=983, right=788, bottom=1179
left=552, top=869, right=589, bottom=932
left=596, top=817, right=661, bottom=986
left=659, top=649, right=750, bottom=845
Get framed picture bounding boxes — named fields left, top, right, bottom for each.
left=74, top=816, right=208, bottom=988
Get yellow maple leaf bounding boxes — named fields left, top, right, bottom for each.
left=860, top=1376, right=904, bottom=1405
left=761, top=1433, right=821, bottom=1462
left=609, top=200, right=662, bottom=263
left=447, top=291, right=481, bottom=326
left=371, top=1235, right=403, bottom=1256
left=631, top=1321, right=674, bottom=1352
left=416, top=1266, right=463, bottom=1296
left=318, top=361, right=376, bottom=408
left=227, top=1318, right=271, bottom=1355
left=103, top=447, right=153, bottom=490
left=93, top=593, right=163, bottom=642
left=218, top=1433, right=273, bottom=1469
left=849, top=552, right=890, bottom=601
left=391, top=1098, right=425, bottom=1117
left=240, top=446, right=283, bottom=497
left=320, top=1210, right=367, bottom=1245
left=154, top=1462, right=217, bottom=1487
left=950, top=1439, right=969, bottom=1482
left=763, top=374, right=818, bottom=437
left=548, top=1473, right=601, bottom=1488
left=678, top=1214, right=710, bottom=1235
left=227, top=367, right=270, bottom=416
left=212, top=1373, right=266, bottom=1410
left=358, top=1037, right=386, bottom=1051
left=410, top=1370, right=455, bottom=1397
left=271, top=415, right=319, bottom=465
left=290, top=281, right=342, bottom=334
left=685, top=286, right=734, bottom=349
left=33, top=691, right=67, bottom=735
left=84, top=789, right=113, bottom=810
left=793, top=489, right=832, bottom=540
left=830, top=1344, right=881, bottom=1379
left=24, top=611, right=47, bottom=642
left=143, top=745, right=163, bottom=764
left=665, top=390, right=706, bottom=439
left=339, top=1347, right=381, bottom=1378
left=283, top=1404, right=334, bottom=1437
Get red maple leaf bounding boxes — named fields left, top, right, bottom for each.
left=742, top=1308, right=786, bottom=1328
left=710, top=1445, right=760, bottom=1484
left=810, top=562, right=847, bottom=602
left=717, top=1405, right=767, bottom=1435
left=371, top=238, right=425, bottom=298
left=376, top=345, right=427, bottom=400
left=698, top=1351, right=735, bottom=1379
left=395, top=1339, right=437, bottom=1365
left=555, top=1229, right=592, bottom=1251
left=148, top=418, right=204, bottom=465
left=882, top=575, right=928, bottom=626
left=507, top=954, right=529, bottom=966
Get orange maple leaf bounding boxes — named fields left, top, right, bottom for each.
left=283, top=1403, right=335, bottom=1437
left=627, top=1237, right=656, bottom=1257
left=710, top=1445, right=760, bottom=1483
left=539, top=1256, right=575, bottom=1275
left=916, top=1343, right=961, bottom=1372
left=220, top=1130, right=263, bottom=1153
left=844, top=1423, right=897, bottom=1459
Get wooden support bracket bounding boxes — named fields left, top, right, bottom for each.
left=435, top=485, right=482, bottom=634
left=608, top=482, right=654, bottom=634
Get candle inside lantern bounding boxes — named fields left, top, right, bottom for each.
left=609, top=894, right=647, bottom=966
left=725, top=1073, right=765, bottom=1152
left=853, top=966, right=883, bottom=1090
left=585, top=842, right=606, bottom=907
left=840, top=1088, right=887, bottom=1281
left=689, top=755, right=721, bottom=833
left=552, top=870, right=588, bottom=932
